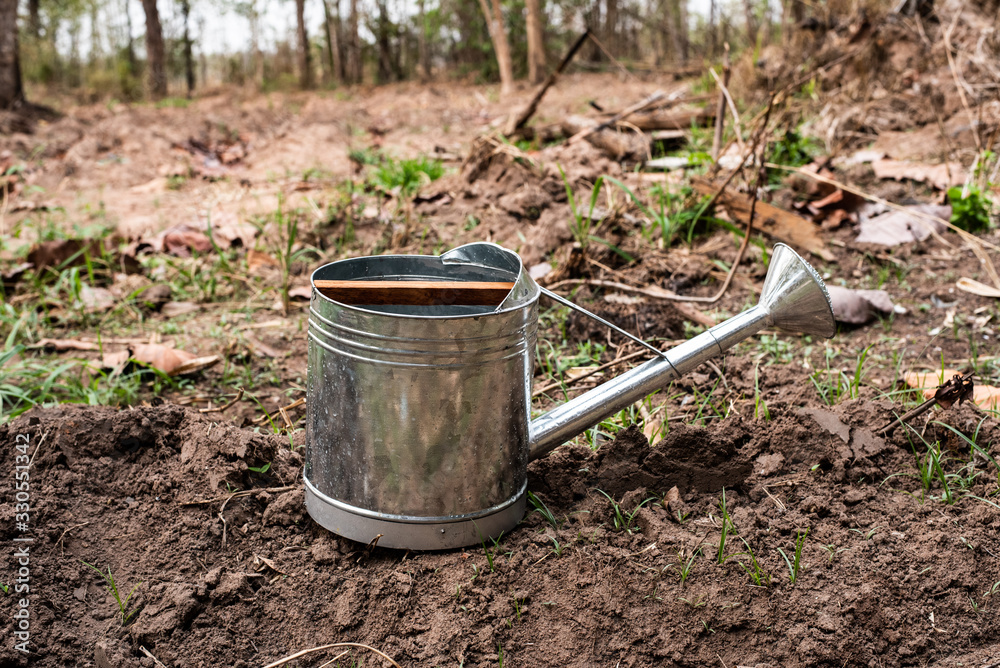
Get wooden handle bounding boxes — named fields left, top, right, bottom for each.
left=313, top=280, right=515, bottom=306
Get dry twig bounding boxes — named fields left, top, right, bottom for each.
left=260, top=642, right=402, bottom=668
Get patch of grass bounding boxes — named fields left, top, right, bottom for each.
left=595, top=489, right=655, bottom=534
left=715, top=487, right=735, bottom=564
left=81, top=561, right=142, bottom=625
left=736, top=538, right=771, bottom=587
left=672, top=546, right=701, bottom=585
left=526, top=491, right=560, bottom=529
left=777, top=529, right=808, bottom=584
left=559, top=166, right=605, bottom=255
left=0, top=346, right=180, bottom=423
left=373, top=156, right=444, bottom=196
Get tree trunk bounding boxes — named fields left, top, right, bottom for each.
left=0, top=0, right=24, bottom=108
left=708, top=0, right=717, bottom=57
left=124, top=0, right=137, bottom=71
left=477, top=0, right=513, bottom=96
left=376, top=0, right=392, bottom=83
left=296, top=0, right=313, bottom=89
left=743, top=0, right=759, bottom=47
left=417, top=0, right=429, bottom=81
left=526, top=0, right=545, bottom=84
left=181, top=0, right=195, bottom=96
left=140, top=0, right=167, bottom=98
left=323, top=0, right=344, bottom=83
left=604, top=0, right=617, bottom=56
left=28, top=0, right=41, bottom=39
left=347, top=0, right=361, bottom=83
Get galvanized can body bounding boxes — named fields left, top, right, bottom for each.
left=305, top=244, right=538, bottom=550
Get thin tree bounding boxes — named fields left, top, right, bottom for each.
left=525, top=0, right=544, bottom=84
left=295, top=0, right=313, bottom=88
left=0, top=0, right=25, bottom=108
left=323, top=0, right=344, bottom=83
left=417, top=0, right=429, bottom=81
left=180, top=0, right=195, bottom=95
left=477, top=0, right=512, bottom=95
left=140, top=0, right=168, bottom=98
left=347, top=0, right=361, bottom=83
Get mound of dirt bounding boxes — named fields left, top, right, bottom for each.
left=416, top=135, right=625, bottom=266
left=2, top=398, right=998, bottom=666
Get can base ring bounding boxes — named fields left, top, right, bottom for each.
left=304, top=477, right=526, bottom=550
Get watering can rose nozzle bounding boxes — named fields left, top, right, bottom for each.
left=527, top=243, right=835, bottom=461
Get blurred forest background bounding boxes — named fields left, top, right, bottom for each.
left=0, top=0, right=919, bottom=108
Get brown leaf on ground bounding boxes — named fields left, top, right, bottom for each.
left=131, top=343, right=221, bottom=376
left=32, top=338, right=99, bottom=351
left=826, top=286, right=895, bottom=324
left=205, top=210, right=258, bottom=249
left=288, top=286, right=312, bottom=300
left=2, top=261, right=32, bottom=289
left=956, top=277, right=1000, bottom=298
left=160, top=301, right=201, bottom=317
left=871, top=159, right=966, bottom=191
left=904, top=370, right=1000, bottom=410
left=27, top=239, right=101, bottom=272
left=692, top=178, right=835, bottom=262
left=80, top=285, right=116, bottom=313
left=855, top=204, right=950, bottom=246
left=244, top=333, right=286, bottom=358
left=101, top=350, right=131, bottom=369
left=247, top=249, right=281, bottom=273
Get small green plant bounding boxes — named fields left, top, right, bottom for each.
left=948, top=185, right=993, bottom=233
left=247, top=462, right=271, bottom=475
left=820, top=543, right=849, bottom=564
left=673, top=547, right=701, bottom=585
left=81, top=561, right=142, bottom=625
left=559, top=166, right=604, bottom=254
left=736, top=538, right=771, bottom=587
left=595, top=490, right=655, bottom=534
left=549, top=535, right=564, bottom=557
left=715, top=487, right=735, bottom=564
left=497, top=641, right=504, bottom=668
left=526, top=491, right=560, bottom=529
left=0, top=582, right=9, bottom=594
left=753, top=362, right=770, bottom=421
left=777, top=529, right=808, bottom=584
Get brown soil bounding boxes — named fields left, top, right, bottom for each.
left=2, top=395, right=998, bottom=667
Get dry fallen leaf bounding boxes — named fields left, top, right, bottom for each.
left=872, top=159, right=966, bottom=192
left=160, top=301, right=201, bottom=318
left=247, top=249, right=281, bottom=273
left=826, top=286, right=895, bottom=324
left=131, top=343, right=220, bottom=376
left=956, top=277, right=1000, bottom=298
left=855, top=204, right=950, bottom=246
left=904, top=370, right=1000, bottom=410
left=80, top=285, right=116, bottom=313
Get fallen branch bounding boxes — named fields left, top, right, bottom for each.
left=181, top=485, right=298, bottom=506
left=879, top=372, right=974, bottom=436
left=199, top=388, right=245, bottom=414
left=505, top=29, right=591, bottom=136
left=568, top=90, right=666, bottom=145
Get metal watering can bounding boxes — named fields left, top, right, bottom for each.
left=305, top=242, right=835, bottom=550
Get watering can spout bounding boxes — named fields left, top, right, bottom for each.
left=528, top=243, right=835, bottom=461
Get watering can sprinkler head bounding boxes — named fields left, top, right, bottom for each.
left=526, top=243, right=835, bottom=461
left=757, top=243, right=836, bottom=339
